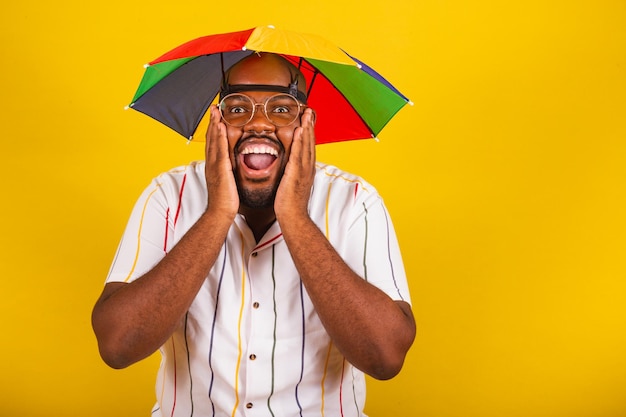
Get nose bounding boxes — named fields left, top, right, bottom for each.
left=244, top=103, right=275, bottom=133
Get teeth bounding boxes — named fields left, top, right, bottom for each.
left=241, top=145, right=278, bottom=156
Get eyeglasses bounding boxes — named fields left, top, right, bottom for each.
left=218, top=93, right=306, bottom=127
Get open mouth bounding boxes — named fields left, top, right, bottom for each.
left=240, top=144, right=278, bottom=171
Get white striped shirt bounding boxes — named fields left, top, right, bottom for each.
left=106, top=161, right=411, bottom=417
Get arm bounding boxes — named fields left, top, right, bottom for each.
left=92, top=107, right=238, bottom=369
left=275, top=110, right=416, bottom=380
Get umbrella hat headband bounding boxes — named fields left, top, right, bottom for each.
left=220, top=83, right=307, bottom=104
left=219, top=52, right=308, bottom=103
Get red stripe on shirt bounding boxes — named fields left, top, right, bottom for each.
left=174, top=173, right=187, bottom=226
left=254, top=233, right=283, bottom=251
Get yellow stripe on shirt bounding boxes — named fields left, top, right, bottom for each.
left=123, top=186, right=161, bottom=283
left=231, top=230, right=246, bottom=417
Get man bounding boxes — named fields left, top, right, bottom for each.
left=92, top=53, right=415, bottom=416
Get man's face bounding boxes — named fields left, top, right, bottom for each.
left=223, top=56, right=303, bottom=209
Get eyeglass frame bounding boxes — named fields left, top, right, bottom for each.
left=218, top=91, right=308, bottom=128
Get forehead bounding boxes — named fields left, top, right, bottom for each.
left=227, top=54, right=294, bottom=87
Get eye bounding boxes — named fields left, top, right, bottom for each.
left=271, top=105, right=291, bottom=114
left=267, top=95, right=299, bottom=115
left=229, top=105, right=249, bottom=114
left=221, top=94, right=253, bottom=115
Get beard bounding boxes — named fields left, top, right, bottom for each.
left=237, top=181, right=277, bottom=209
left=235, top=170, right=284, bottom=209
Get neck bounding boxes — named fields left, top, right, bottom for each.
left=239, top=206, right=276, bottom=243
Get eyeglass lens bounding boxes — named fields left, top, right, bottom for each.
left=219, top=94, right=301, bottom=127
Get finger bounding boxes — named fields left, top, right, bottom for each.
left=206, top=106, right=228, bottom=162
left=205, top=106, right=219, bottom=160
left=300, top=108, right=316, bottom=167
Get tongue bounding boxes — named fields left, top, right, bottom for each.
left=244, top=154, right=276, bottom=170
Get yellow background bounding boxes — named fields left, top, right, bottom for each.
left=1, top=1, right=625, bottom=416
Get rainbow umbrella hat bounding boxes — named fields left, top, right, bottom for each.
left=128, top=25, right=412, bottom=145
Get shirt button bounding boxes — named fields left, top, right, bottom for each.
left=253, top=302, right=260, bottom=309
left=249, top=354, right=256, bottom=360
left=251, top=252, right=258, bottom=257
left=246, top=403, right=253, bottom=409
